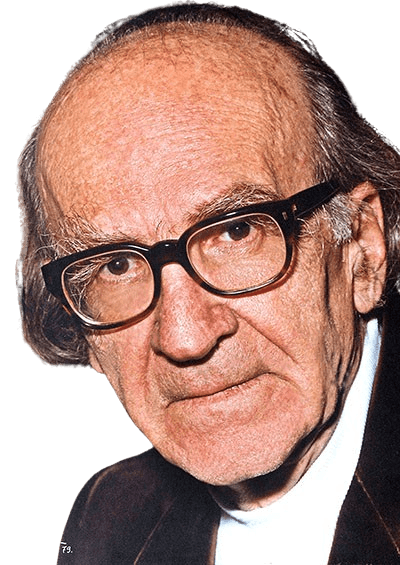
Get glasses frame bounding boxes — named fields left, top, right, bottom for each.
left=42, top=180, right=340, bottom=329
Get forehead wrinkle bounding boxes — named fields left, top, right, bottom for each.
left=39, top=23, right=313, bottom=198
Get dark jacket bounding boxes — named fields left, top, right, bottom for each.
left=57, top=294, right=400, bottom=564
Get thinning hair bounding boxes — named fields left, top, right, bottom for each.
left=19, top=3, right=400, bottom=365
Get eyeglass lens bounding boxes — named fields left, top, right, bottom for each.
left=187, top=213, right=286, bottom=291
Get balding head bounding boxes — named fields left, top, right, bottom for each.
left=38, top=22, right=314, bottom=240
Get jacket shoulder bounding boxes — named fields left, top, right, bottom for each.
left=57, top=449, right=196, bottom=564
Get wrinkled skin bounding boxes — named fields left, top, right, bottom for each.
left=39, top=26, right=386, bottom=508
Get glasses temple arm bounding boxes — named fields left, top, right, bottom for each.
left=289, top=180, right=341, bottom=219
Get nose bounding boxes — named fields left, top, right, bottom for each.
left=150, top=264, right=238, bottom=363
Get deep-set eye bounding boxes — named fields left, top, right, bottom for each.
left=105, top=256, right=131, bottom=276
left=96, top=253, right=147, bottom=283
left=223, top=221, right=251, bottom=241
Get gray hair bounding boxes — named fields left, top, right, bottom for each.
left=18, top=3, right=400, bottom=365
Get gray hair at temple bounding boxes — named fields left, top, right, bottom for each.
left=18, top=3, right=400, bottom=365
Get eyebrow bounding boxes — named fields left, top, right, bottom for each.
left=53, top=181, right=283, bottom=254
left=184, top=182, right=283, bottom=225
left=51, top=215, right=133, bottom=256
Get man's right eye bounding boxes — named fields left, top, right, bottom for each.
left=96, top=253, right=148, bottom=284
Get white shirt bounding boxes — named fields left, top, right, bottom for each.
left=215, top=319, right=380, bottom=565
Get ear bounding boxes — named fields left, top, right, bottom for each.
left=349, top=182, right=386, bottom=314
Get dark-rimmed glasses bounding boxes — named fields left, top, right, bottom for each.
left=42, top=180, right=340, bottom=329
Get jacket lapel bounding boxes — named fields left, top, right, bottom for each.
left=329, top=293, right=400, bottom=563
left=134, top=475, right=219, bottom=565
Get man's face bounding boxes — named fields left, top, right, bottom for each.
left=41, top=29, right=359, bottom=486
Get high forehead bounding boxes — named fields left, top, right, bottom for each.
left=38, top=23, right=314, bottom=237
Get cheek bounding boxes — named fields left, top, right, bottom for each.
left=231, top=245, right=355, bottom=395
left=88, top=326, right=154, bottom=411
left=233, top=276, right=327, bottom=367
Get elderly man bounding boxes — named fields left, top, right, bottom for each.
left=19, top=3, right=400, bottom=564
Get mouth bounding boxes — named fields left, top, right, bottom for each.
left=167, top=372, right=267, bottom=406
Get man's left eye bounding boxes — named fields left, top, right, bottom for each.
left=222, top=221, right=251, bottom=241
left=105, top=256, right=131, bottom=276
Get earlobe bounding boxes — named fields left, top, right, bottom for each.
left=349, top=183, right=387, bottom=314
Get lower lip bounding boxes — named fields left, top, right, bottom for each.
left=183, top=373, right=265, bottom=404
left=169, top=372, right=272, bottom=421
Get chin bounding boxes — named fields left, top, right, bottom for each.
left=160, top=438, right=296, bottom=487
